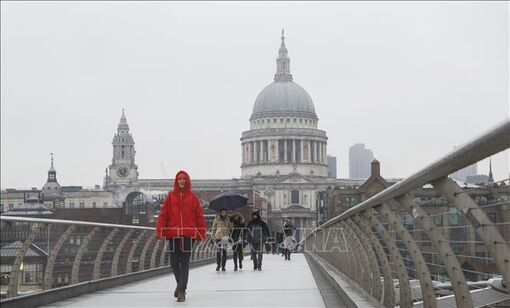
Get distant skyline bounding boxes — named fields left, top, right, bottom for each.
left=1, top=1, right=509, bottom=189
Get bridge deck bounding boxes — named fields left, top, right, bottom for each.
left=43, top=254, right=327, bottom=307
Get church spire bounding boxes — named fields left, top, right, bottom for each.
left=488, top=157, right=494, bottom=183
left=117, top=109, right=130, bottom=133
left=274, top=29, right=293, bottom=82
left=47, top=153, right=57, bottom=182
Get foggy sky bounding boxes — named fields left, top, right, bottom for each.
left=1, top=1, right=509, bottom=189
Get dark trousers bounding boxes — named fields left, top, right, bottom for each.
left=232, top=242, right=243, bottom=267
left=251, top=243, right=263, bottom=269
left=168, top=238, right=192, bottom=292
left=215, top=239, right=227, bottom=268
left=284, top=248, right=291, bottom=259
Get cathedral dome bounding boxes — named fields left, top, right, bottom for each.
left=250, top=30, right=317, bottom=121
left=251, top=81, right=316, bottom=120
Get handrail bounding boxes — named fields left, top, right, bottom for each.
left=0, top=216, right=155, bottom=230
left=0, top=215, right=213, bottom=234
left=304, top=119, right=510, bottom=307
left=319, top=119, right=510, bottom=230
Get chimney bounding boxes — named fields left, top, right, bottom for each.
left=371, top=159, right=380, bottom=177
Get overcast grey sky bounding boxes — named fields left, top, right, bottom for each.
left=1, top=1, right=508, bottom=189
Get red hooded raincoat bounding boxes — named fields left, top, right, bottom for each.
left=155, top=171, right=206, bottom=240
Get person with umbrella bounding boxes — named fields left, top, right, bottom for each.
left=230, top=211, right=247, bottom=271
left=246, top=211, right=270, bottom=271
left=155, top=170, right=206, bottom=303
left=208, top=192, right=249, bottom=271
left=211, top=208, right=231, bottom=271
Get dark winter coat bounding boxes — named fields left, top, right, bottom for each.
left=155, top=170, right=207, bottom=240
left=246, top=212, right=270, bottom=247
left=230, top=212, right=247, bottom=243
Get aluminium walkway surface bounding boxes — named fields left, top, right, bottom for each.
left=43, top=254, right=327, bottom=307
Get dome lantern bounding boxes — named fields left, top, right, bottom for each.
left=250, top=31, right=317, bottom=121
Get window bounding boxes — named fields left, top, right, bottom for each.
left=476, top=252, right=489, bottom=265
left=293, top=118, right=296, bottom=123
left=434, top=215, right=443, bottom=226
left=341, top=196, right=359, bottom=208
left=286, top=118, right=290, bottom=123
left=92, top=202, right=96, bottom=208
left=448, top=206, right=465, bottom=225
left=421, top=232, right=430, bottom=242
left=69, top=202, right=75, bottom=209
left=280, top=118, right=283, bottom=123
left=79, top=202, right=85, bottom=209
left=487, top=213, right=496, bottom=223
left=103, top=202, right=108, bottom=207
left=291, top=190, right=299, bottom=204
left=273, top=119, right=276, bottom=123
left=22, top=263, right=43, bottom=284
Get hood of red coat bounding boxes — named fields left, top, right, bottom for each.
left=173, top=170, right=192, bottom=195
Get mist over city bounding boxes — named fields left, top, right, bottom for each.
left=1, top=2, right=508, bottom=189
left=1, top=2, right=509, bottom=307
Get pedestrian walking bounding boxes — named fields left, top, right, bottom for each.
left=246, top=211, right=270, bottom=271
left=211, top=208, right=231, bottom=271
left=230, top=211, right=247, bottom=271
left=275, top=231, right=283, bottom=255
left=156, top=170, right=206, bottom=303
left=283, top=219, right=295, bottom=261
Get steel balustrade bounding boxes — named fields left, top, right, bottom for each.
left=0, top=216, right=215, bottom=298
left=303, top=119, right=510, bottom=307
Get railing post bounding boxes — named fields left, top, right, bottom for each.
left=126, top=230, right=147, bottom=274
left=191, top=239, right=200, bottom=261
left=318, top=223, right=351, bottom=279
left=150, top=239, right=162, bottom=269
left=362, top=209, right=413, bottom=308
left=92, top=228, right=119, bottom=280
left=378, top=202, right=437, bottom=308
left=43, top=224, right=76, bottom=289
left=396, top=194, right=473, bottom=307
left=159, top=239, right=167, bottom=267
left=346, top=217, right=383, bottom=299
left=139, top=234, right=156, bottom=271
left=71, top=226, right=99, bottom=284
left=353, top=214, right=395, bottom=307
left=8, top=223, right=47, bottom=298
left=111, top=229, right=134, bottom=276
left=340, top=221, right=371, bottom=292
left=433, top=177, right=510, bottom=287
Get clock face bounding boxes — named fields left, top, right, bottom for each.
left=117, top=166, right=129, bottom=178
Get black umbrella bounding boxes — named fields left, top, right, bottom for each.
left=208, top=192, right=249, bottom=212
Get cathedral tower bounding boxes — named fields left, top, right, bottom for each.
left=104, top=110, right=139, bottom=189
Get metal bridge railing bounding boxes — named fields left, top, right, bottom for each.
left=0, top=217, right=215, bottom=299
left=304, top=119, right=510, bottom=308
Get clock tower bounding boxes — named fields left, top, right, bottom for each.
left=104, top=109, right=139, bottom=190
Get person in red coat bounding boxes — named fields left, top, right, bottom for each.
left=156, top=170, right=206, bottom=303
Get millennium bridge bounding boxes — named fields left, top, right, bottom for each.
left=1, top=120, right=509, bottom=307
